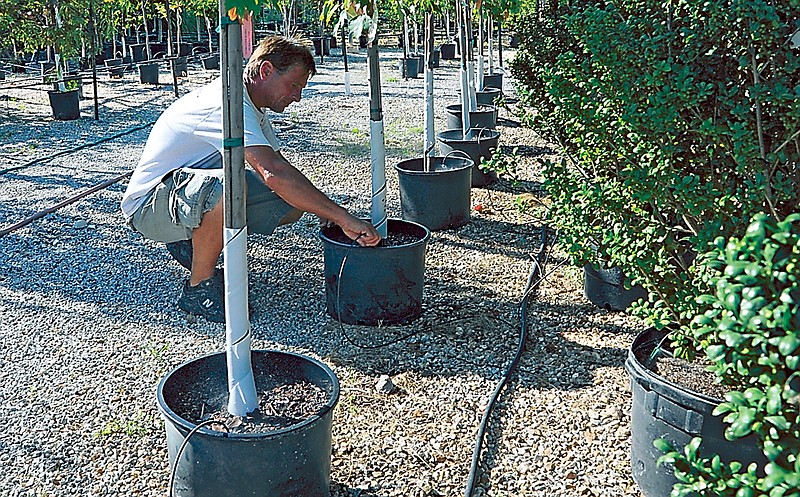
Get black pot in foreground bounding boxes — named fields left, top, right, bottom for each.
left=157, top=350, right=339, bottom=497
left=394, top=156, right=473, bottom=231
left=625, top=328, right=766, bottom=497
left=320, top=219, right=430, bottom=325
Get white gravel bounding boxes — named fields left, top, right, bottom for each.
left=0, top=44, right=646, bottom=496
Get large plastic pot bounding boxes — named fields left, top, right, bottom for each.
left=47, top=89, right=80, bottom=120
left=320, top=219, right=430, bottom=325
left=394, top=156, right=473, bottom=231
left=584, top=263, right=647, bottom=311
left=436, top=128, right=500, bottom=187
left=312, top=37, right=331, bottom=56
left=444, top=104, right=497, bottom=131
left=138, top=63, right=159, bottom=84
left=157, top=350, right=339, bottom=497
left=399, top=57, right=419, bottom=79
left=476, top=87, right=502, bottom=107
left=626, top=328, right=766, bottom=497
left=440, top=42, right=456, bottom=60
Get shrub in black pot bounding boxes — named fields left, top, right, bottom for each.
left=653, top=214, right=800, bottom=496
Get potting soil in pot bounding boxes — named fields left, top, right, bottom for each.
left=324, top=226, right=421, bottom=247
left=166, top=355, right=330, bottom=434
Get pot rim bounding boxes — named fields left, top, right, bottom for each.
left=156, top=349, right=340, bottom=439
left=394, top=156, right=474, bottom=176
left=319, top=218, right=431, bottom=250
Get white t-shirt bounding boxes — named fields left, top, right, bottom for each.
left=120, top=77, right=282, bottom=217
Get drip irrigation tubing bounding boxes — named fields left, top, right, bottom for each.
left=463, top=225, right=554, bottom=497
left=0, top=121, right=155, bottom=176
left=332, top=223, right=560, bottom=495
left=168, top=419, right=229, bottom=497
left=0, top=171, right=131, bottom=237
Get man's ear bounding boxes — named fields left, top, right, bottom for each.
left=260, top=60, right=275, bottom=79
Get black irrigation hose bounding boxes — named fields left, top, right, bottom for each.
left=0, top=171, right=131, bottom=237
left=168, top=419, right=229, bottom=497
left=463, top=225, right=553, bottom=497
left=0, top=121, right=154, bottom=176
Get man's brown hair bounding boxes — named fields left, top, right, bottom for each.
left=243, top=35, right=316, bottom=83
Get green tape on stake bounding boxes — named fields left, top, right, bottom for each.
left=220, top=15, right=239, bottom=26
left=223, top=138, right=244, bottom=149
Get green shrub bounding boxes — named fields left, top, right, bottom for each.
left=655, top=213, right=800, bottom=497
left=509, top=0, right=800, bottom=356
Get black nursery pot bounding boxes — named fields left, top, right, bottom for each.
left=399, top=57, right=419, bottom=79
left=157, top=350, right=339, bottom=497
left=625, top=328, right=766, bottom=497
left=436, top=128, right=500, bottom=187
left=201, top=54, right=219, bottom=70
left=476, top=87, right=502, bottom=106
left=583, top=263, right=647, bottom=311
left=138, top=63, right=159, bottom=84
left=394, top=156, right=473, bottom=231
left=444, top=103, right=497, bottom=131
left=440, top=42, right=456, bottom=60
left=47, top=89, right=80, bottom=120
left=320, top=219, right=430, bottom=325
left=482, top=72, right=503, bottom=91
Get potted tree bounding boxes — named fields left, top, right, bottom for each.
left=155, top=4, right=340, bottom=496
left=394, top=0, right=475, bottom=232
left=509, top=0, right=799, bottom=494
left=320, top=0, right=431, bottom=326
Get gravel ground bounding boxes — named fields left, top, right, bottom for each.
left=0, top=44, right=646, bottom=497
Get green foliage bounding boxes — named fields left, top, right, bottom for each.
left=479, top=145, right=520, bottom=181
left=653, top=214, right=800, bottom=496
left=509, top=0, right=800, bottom=346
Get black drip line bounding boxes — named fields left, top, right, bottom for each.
left=331, top=225, right=558, bottom=496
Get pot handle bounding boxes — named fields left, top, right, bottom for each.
left=442, top=149, right=472, bottom=167
left=475, top=127, right=492, bottom=144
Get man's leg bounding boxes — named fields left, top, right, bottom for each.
left=189, top=199, right=224, bottom=285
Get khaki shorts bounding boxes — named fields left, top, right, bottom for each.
left=128, top=167, right=294, bottom=243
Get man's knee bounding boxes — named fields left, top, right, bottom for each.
left=279, top=208, right=303, bottom=226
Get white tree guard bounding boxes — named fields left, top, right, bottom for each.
left=223, top=227, right=257, bottom=416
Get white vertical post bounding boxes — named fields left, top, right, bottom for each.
left=220, top=3, right=257, bottom=416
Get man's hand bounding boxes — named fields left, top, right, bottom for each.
left=339, top=216, right=382, bottom=247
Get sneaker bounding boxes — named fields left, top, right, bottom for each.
left=166, top=239, right=193, bottom=270
left=178, top=271, right=225, bottom=323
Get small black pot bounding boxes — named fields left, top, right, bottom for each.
left=440, top=42, right=456, bottom=60
left=399, top=57, right=419, bottom=79
left=172, top=56, right=188, bottom=78
left=47, top=89, right=80, bottom=120
left=105, top=58, right=125, bottom=78
left=138, top=63, right=159, bottom=84
left=482, top=73, right=503, bottom=91
left=312, top=37, right=331, bottom=56
left=436, top=129, right=500, bottom=187
left=200, top=55, right=219, bottom=70
left=626, top=328, right=767, bottom=497
left=394, top=156, right=473, bottom=231
left=583, top=263, right=647, bottom=311
left=320, top=219, right=430, bottom=325
left=157, top=350, right=339, bottom=497
left=444, top=104, right=497, bottom=131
